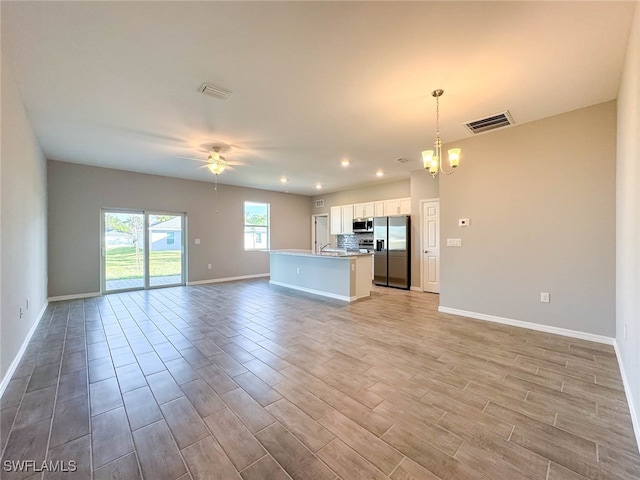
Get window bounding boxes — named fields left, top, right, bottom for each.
left=244, top=201, right=270, bottom=250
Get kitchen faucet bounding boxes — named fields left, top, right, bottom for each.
left=320, top=243, right=331, bottom=252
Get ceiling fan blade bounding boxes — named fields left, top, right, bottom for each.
left=176, top=155, right=209, bottom=163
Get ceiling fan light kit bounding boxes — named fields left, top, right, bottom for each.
left=422, top=89, right=462, bottom=178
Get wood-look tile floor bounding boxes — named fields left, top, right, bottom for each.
left=1, top=279, right=639, bottom=479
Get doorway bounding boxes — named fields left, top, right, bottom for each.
left=421, top=199, right=440, bottom=293
left=102, top=209, right=186, bottom=293
left=312, top=214, right=329, bottom=252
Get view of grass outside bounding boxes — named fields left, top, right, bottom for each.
left=105, top=246, right=181, bottom=280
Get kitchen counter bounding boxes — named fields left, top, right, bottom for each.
left=268, top=249, right=371, bottom=258
left=269, top=250, right=372, bottom=301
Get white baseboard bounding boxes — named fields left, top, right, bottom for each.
left=48, top=291, right=101, bottom=302
left=437, top=306, right=615, bottom=345
left=614, top=340, right=640, bottom=455
left=410, top=286, right=422, bottom=292
left=0, top=301, right=48, bottom=400
left=187, top=273, right=270, bottom=286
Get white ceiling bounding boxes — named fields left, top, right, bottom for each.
left=1, top=1, right=635, bottom=195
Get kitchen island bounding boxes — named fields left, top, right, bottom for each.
left=269, top=249, right=372, bottom=302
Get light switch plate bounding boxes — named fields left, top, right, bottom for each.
left=447, top=238, right=462, bottom=247
left=195, top=238, right=201, bottom=245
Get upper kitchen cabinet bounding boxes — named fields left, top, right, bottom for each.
left=353, top=202, right=374, bottom=219
left=341, top=205, right=354, bottom=234
left=374, top=201, right=384, bottom=217
left=399, top=198, right=411, bottom=215
left=330, top=205, right=354, bottom=234
left=383, top=197, right=411, bottom=216
left=330, top=206, right=342, bottom=234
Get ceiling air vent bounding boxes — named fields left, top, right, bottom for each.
left=463, top=111, right=514, bottom=135
left=198, top=83, right=232, bottom=101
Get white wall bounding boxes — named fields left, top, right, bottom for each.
left=616, top=2, right=640, bottom=442
left=47, top=161, right=312, bottom=297
left=0, top=54, right=48, bottom=383
left=439, top=101, right=617, bottom=338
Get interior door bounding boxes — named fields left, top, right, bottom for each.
left=313, top=214, right=329, bottom=252
left=422, top=200, right=440, bottom=293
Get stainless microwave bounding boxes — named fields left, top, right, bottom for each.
left=353, top=218, right=373, bottom=233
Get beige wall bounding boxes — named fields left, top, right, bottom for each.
left=48, top=161, right=312, bottom=297
left=1, top=55, right=48, bottom=383
left=440, top=101, right=616, bottom=337
left=616, top=3, right=640, bottom=440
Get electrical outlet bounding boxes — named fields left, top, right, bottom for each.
left=540, top=292, right=550, bottom=303
left=458, top=218, right=470, bottom=227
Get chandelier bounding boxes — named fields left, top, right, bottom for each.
left=422, top=89, right=461, bottom=178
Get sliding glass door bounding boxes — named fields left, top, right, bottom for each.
left=102, top=210, right=185, bottom=293
left=148, top=214, right=184, bottom=287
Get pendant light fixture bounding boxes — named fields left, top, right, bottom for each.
left=422, top=89, right=461, bottom=178
left=206, top=149, right=227, bottom=175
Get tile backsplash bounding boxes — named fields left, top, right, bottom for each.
left=337, top=233, right=373, bottom=251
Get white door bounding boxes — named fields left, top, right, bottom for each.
left=313, top=214, right=329, bottom=252
left=422, top=200, right=440, bottom=293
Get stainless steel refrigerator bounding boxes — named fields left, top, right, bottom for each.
left=373, top=216, right=410, bottom=289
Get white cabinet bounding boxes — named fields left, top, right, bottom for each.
left=331, top=197, right=409, bottom=235
left=374, top=201, right=384, bottom=217
left=383, top=197, right=411, bottom=216
left=383, top=199, right=400, bottom=216
left=330, top=206, right=342, bottom=235
left=331, top=205, right=354, bottom=234
left=399, top=198, right=411, bottom=215
left=353, top=202, right=374, bottom=219
left=341, top=205, right=354, bottom=234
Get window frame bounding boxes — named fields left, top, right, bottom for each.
left=243, top=201, right=270, bottom=251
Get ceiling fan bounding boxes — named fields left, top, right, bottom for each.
left=177, top=144, right=244, bottom=176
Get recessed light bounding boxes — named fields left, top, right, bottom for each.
left=376, top=170, right=384, bottom=177
left=316, top=183, right=322, bottom=189
left=341, top=159, right=350, bottom=167
left=280, top=177, right=289, bottom=183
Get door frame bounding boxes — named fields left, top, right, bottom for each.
left=311, top=214, right=329, bottom=252
left=101, top=208, right=187, bottom=294
left=419, top=198, right=440, bottom=294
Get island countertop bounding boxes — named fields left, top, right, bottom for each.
left=268, top=249, right=372, bottom=258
